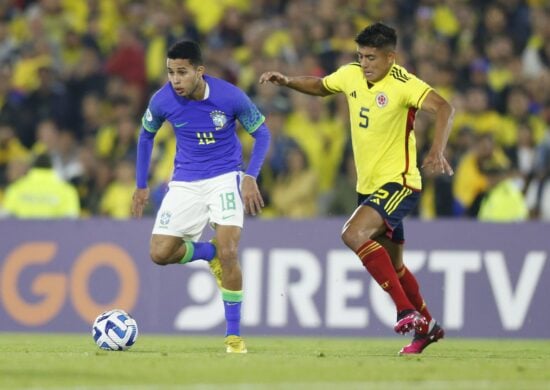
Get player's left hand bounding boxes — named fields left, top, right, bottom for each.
left=421, top=149, right=454, bottom=176
left=132, top=187, right=150, bottom=218
left=241, top=175, right=264, bottom=216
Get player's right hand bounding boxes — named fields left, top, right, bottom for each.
left=131, top=187, right=150, bottom=218
left=259, top=71, right=289, bottom=86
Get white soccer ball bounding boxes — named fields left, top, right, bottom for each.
left=92, top=309, right=138, bottom=351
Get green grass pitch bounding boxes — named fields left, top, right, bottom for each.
left=0, top=333, right=549, bottom=389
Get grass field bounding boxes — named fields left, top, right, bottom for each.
left=0, top=333, right=549, bottom=389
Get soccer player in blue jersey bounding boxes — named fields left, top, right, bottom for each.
left=132, top=40, right=271, bottom=353
left=260, top=23, right=454, bottom=354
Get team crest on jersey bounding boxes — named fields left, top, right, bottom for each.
left=376, top=92, right=388, bottom=108
left=210, top=110, right=227, bottom=130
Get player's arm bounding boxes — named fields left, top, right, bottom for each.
left=243, top=123, right=271, bottom=216
left=234, top=89, right=272, bottom=216
left=419, top=90, right=455, bottom=176
left=132, top=127, right=156, bottom=218
left=259, top=72, right=332, bottom=97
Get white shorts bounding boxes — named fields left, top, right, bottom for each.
left=152, top=171, right=244, bottom=240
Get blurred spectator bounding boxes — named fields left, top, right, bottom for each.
left=96, top=115, right=138, bottom=164
left=144, top=11, right=178, bottom=87
left=285, top=94, right=347, bottom=196
left=78, top=92, right=104, bottom=144
left=452, top=86, right=504, bottom=144
left=453, top=126, right=476, bottom=164
left=505, top=123, right=537, bottom=194
left=99, top=159, right=135, bottom=219
left=497, top=0, right=531, bottom=51
left=104, top=26, right=146, bottom=107
left=32, top=118, right=60, bottom=155
left=250, top=78, right=291, bottom=115
left=484, top=35, right=517, bottom=110
left=207, top=6, right=244, bottom=49
left=185, top=0, right=249, bottom=35
left=0, top=19, right=17, bottom=64
left=474, top=3, right=508, bottom=52
left=1, top=153, right=80, bottom=219
left=0, top=64, right=24, bottom=128
left=453, top=133, right=510, bottom=217
left=271, top=145, right=319, bottom=218
left=529, top=125, right=550, bottom=219
left=263, top=110, right=298, bottom=180
left=52, top=129, right=84, bottom=182
left=5, top=158, right=30, bottom=185
left=466, top=58, right=491, bottom=94
left=326, top=147, right=357, bottom=217
left=478, top=165, right=528, bottom=222
left=521, top=7, right=550, bottom=78
left=72, top=146, right=102, bottom=217
left=20, top=64, right=72, bottom=146
left=65, top=46, right=106, bottom=139
left=248, top=109, right=298, bottom=209
left=500, top=86, right=546, bottom=146
left=0, top=122, right=29, bottom=187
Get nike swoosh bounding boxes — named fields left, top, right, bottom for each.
left=174, top=122, right=189, bottom=128
left=222, top=215, right=235, bottom=220
left=226, top=302, right=239, bottom=306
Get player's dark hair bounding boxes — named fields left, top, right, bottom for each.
left=167, top=40, right=203, bottom=66
left=355, top=22, right=397, bottom=50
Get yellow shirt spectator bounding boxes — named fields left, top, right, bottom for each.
left=478, top=178, right=528, bottom=222
left=0, top=124, right=29, bottom=167
left=99, top=181, right=135, bottom=219
left=453, top=135, right=510, bottom=210
left=285, top=95, right=347, bottom=193
left=452, top=87, right=505, bottom=144
left=2, top=155, right=80, bottom=219
left=99, top=160, right=135, bottom=219
left=185, top=0, right=249, bottom=34
left=271, top=146, right=319, bottom=218
left=453, top=111, right=505, bottom=144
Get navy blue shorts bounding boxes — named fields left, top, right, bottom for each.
left=358, top=182, right=420, bottom=244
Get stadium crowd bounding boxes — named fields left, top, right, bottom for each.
left=0, top=0, right=549, bottom=221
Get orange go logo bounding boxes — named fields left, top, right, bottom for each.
left=1, top=242, right=139, bottom=326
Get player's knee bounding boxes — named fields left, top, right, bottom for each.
left=341, top=224, right=374, bottom=249
left=149, top=247, right=169, bottom=266
left=341, top=224, right=359, bottom=248
left=217, top=245, right=238, bottom=265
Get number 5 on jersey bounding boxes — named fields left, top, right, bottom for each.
left=359, top=107, right=369, bottom=128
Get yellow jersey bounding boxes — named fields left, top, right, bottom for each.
left=322, top=63, right=431, bottom=194
left=2, top=168, right=80, bottom=218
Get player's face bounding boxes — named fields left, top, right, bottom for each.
left=166, top=58, right=205, bottom=98
left=356, top=45, right=395, bottom=83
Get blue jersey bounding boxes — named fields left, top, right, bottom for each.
left=141, top=75, right=265, bottom=181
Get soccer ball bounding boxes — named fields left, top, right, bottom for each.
left=92, top=309, right=138, bottom=351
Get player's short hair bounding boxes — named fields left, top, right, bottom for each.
left=167, top=40, right=203, bottom=66
left=355, top=22, right=397, bottom=50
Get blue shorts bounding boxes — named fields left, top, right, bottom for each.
left=358, top=182, right=420, bottom=244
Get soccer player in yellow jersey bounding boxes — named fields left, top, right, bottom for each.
left=260, top=22, right=454, bottom=355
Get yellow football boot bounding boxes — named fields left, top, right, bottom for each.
left=208, top=239, right=223, bottom=288
left=224, top=335, right=247, bottom=354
